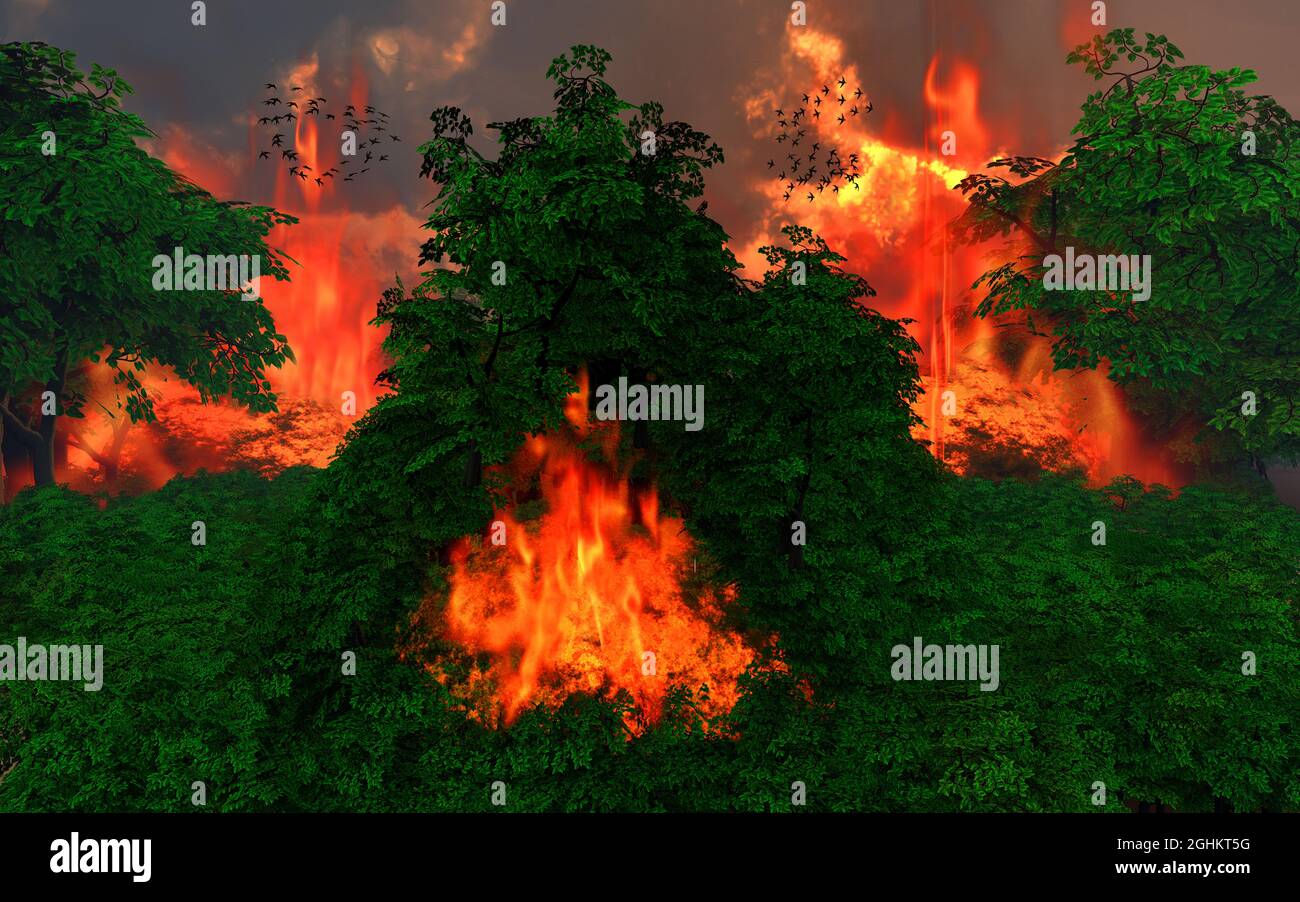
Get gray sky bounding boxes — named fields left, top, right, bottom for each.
left=4, top=0, right=1297, bottom=249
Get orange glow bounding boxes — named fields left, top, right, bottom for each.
left=434, top=410, right=753, bottom=729
left=743, top=24, right=1189, bottom=488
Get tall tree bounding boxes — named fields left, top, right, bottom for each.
left=953, top=29, right=1300, bottom=467
left=0, top=41, right=297, bottom=488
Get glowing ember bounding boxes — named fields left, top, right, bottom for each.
left=435, top=421, right=753, bottom=729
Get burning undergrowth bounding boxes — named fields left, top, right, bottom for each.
left=403, top=390, right=757, bottom=733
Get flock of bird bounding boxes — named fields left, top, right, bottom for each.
left=255, top=83, right=401, bottom=187
left=768, top=76, right=871, bottom=203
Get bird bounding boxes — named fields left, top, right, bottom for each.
left=252, top=83, right=396, bottom=187
left=838, top=76, right=846, bottom=87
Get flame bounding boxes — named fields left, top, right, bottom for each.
left=743, top=23, right=1189, bottom=488
left=432, top=405, right=753, bottom=729
left=6, top=65, right=414, bottom=499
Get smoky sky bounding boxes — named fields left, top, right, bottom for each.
left=4, top=0, right=1299, bottom=256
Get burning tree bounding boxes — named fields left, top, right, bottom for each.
left=952, top=29, right=1300, bottom=470
left=0, top=42, right=297, bottom=492
left=319, top=45, right=938, bottom=726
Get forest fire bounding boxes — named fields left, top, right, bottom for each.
left=431, top=386, right=753, bottom=729
left=745, top=24, right=1191, bottom=488
left=3, top=22, right=1194, bottom=504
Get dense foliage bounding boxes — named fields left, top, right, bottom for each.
left=1, top=468, right=1295, bottom=812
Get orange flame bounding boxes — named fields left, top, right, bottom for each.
left=744, top=24, right=1189, bottom=488
left=436, top=410, right=753, bottom=728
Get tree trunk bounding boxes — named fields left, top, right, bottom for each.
left=31, top=355, right=68, bottom=487
left=587, top=358, right=620, bottom=416
left=0, top=394, right=44, bottom=491
left=463, top=439, right=482, bottom=489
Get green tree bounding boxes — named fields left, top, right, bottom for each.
left=0, top=41, right=297, bottom=489
left=320, top=45, right=940, bottom=700
left=953, top=29, right=1300, bottom=466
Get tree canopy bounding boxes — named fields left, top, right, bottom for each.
left=953, top=29, right=1300, bottom=463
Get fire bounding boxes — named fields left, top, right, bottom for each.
left=434, top=404, right=753, bottom=729
left=19, top=63, right=406, bottom=497
left=743, top=23, right=1189, bottom=488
